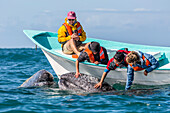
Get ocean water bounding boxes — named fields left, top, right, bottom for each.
left=0, top=48, right=169, bottom=113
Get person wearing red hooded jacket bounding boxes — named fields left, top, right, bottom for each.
left=95, top=50, right=159, bottom=90
left=94, top=49, right=131, bottom=89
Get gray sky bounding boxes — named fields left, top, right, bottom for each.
left=0, top=0, right=170, bottom=48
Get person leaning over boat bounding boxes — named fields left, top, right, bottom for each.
left=125, top=51, right=159, bottom=90
left=95, top=50, right=160, bottom=90
left=58, top=11, right=88, bottom=56
left=94, top=50, right=130, bottom=90
left=75, top=42, right=109, bottom=78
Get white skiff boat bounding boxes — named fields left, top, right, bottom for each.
left=24, top=30, right=170, bottom=85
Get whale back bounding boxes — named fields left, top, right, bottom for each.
left=58, top=72, right=115, bottom=93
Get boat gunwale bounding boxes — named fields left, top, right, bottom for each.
left=23, top=30, right=170, bottom=70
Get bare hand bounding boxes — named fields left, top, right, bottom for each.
left=94, top=61, right=99, bottom=65
left=75, top=72, right=81, bottom=78
left=94, top=82, right=102, bottom=89
left=71, top=34, right=76, bottom=38
left=71, top=33, right=79, bottom=41
left=144, top=70, right=148, bottom=76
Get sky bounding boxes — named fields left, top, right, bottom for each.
left=0, top=0, right=170, bottom=48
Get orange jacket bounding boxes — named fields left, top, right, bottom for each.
left=129, top=55, right=150, bottom=71
left=58, top=18, right=86, bottom=47
left=84, top=47, right=106, bottom=63
left=63, top=22, right=82, bottom=36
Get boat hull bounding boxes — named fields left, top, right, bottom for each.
left=42, top=49, right=170, bottom=85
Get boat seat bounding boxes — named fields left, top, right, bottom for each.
left=54, top=50, right=73, bottom=58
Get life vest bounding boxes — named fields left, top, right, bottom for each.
left=129, top=55, right=151, bottom=71
left=114, top=62, right=120, bottom=67
left=111, top=56, right=129, bottom=69
left=106, top=50, right=130, bottom=70
left=84, top=47, right=106, bottom=63
left=63, top=22, right=82, bottom=36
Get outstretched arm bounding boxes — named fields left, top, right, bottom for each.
left=125, top=65, right=134, bottom=90
left=94, top=72, right=108, bottom=88
left=145, top=55, right=159, bottom=73
left=75, top=60, right=81, bottom=78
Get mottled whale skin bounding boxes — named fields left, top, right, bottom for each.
left=19, top=70, right=167, bottom=96
left=19, top=69, right=55, bottom=88
left=58, top=72, right=115, bottom=93
left=19, top=70, right=115, bottom=93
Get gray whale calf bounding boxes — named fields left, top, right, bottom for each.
left=19, top=70, right=114, bottom=92
left=19, top=69, right=55, bottom=88
left=58, top=72, right=115, bottom=92
left=19, top=70, right=166, bottom=96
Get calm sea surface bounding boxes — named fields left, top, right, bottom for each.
left=0, top=48, right=169, bottom=113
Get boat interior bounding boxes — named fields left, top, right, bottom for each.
left=23, top=30, right=170, bottom=70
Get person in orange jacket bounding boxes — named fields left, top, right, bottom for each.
left=58, top=11, right=88, bottom=56
left=75, top=42, right=109, bottom=78
left=124, top=51, right=159, bottom=89
left=95, top=50, right=159, bottom=90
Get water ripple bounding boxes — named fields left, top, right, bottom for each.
left=0, top=49, right=169, bottom=113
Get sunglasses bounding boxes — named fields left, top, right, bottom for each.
left=68, top=19, right=75, bottom=21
